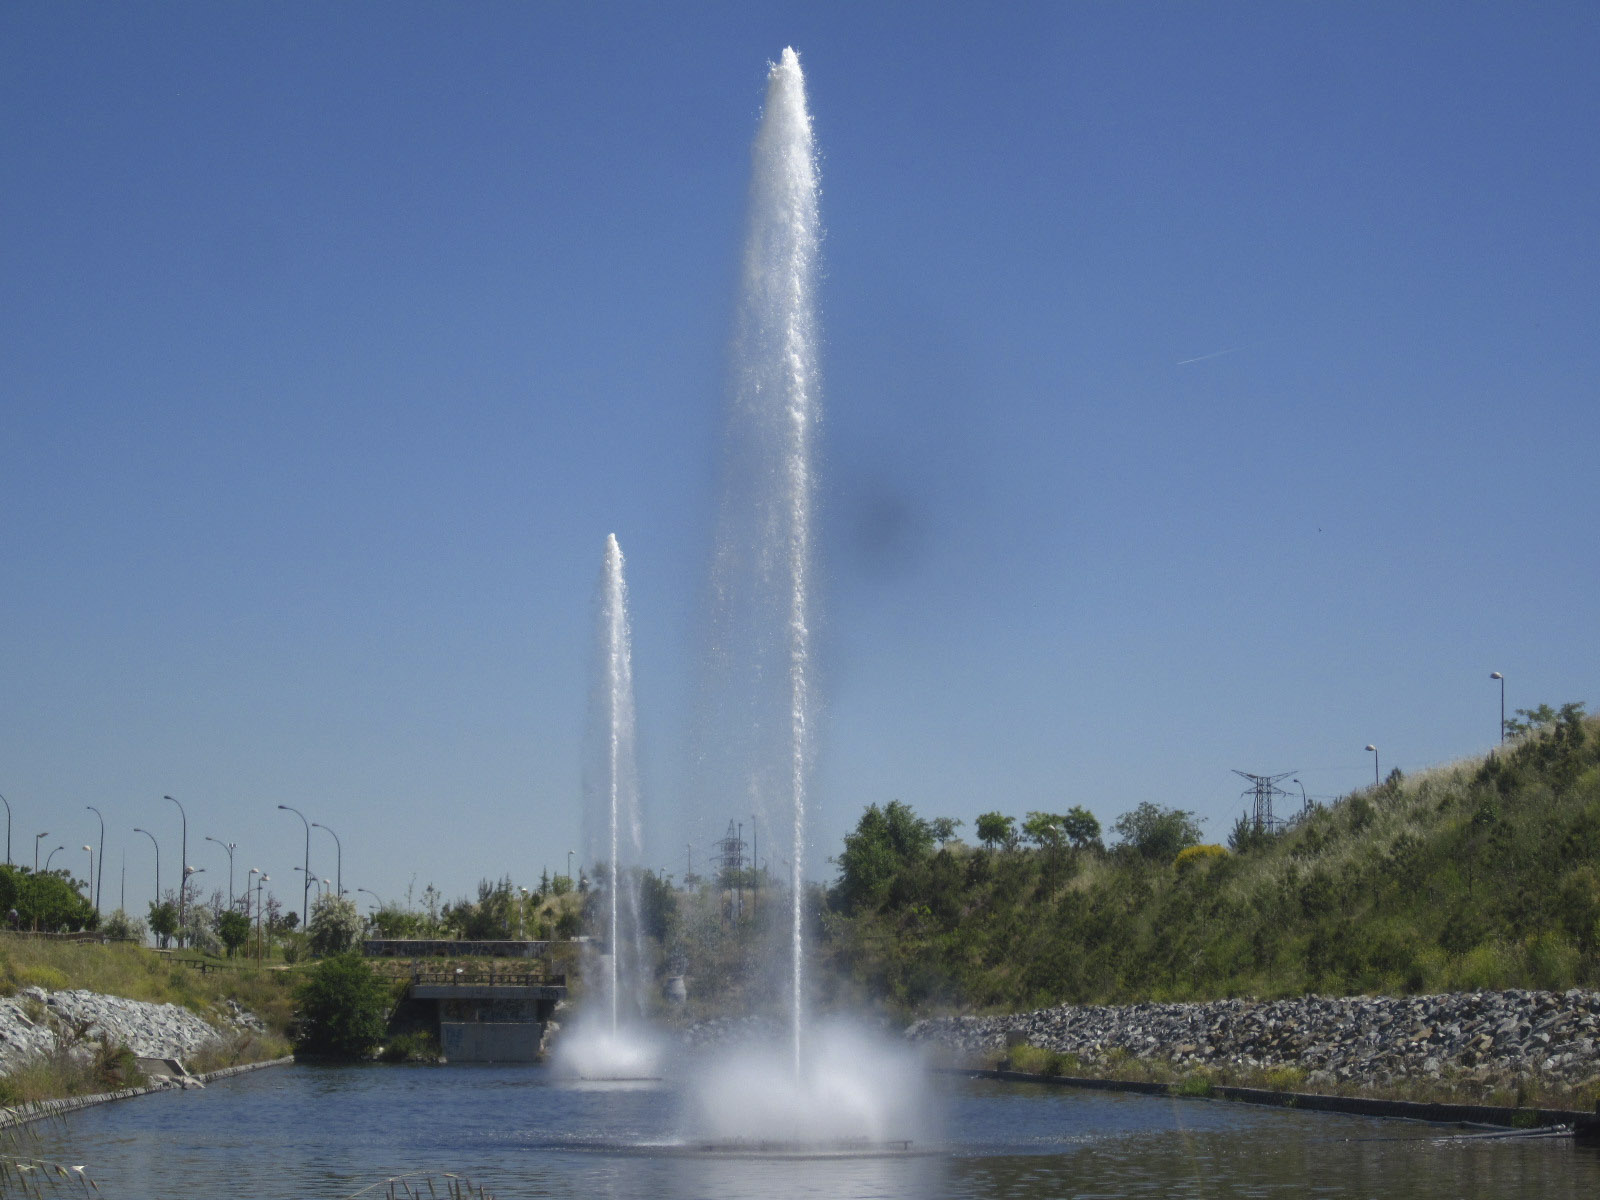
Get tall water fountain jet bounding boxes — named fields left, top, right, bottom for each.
left=703, top=45, right=821, bottom=1081
left=601, top=532, right=638, bottom=1035
left=681, top=50, right=930, bottom=1153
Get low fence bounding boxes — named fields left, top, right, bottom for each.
left=0, top=930, right=137, bottom=944
left=411, top=968, right=566, bottom=988
left=364, top=938, right=552, bottom=959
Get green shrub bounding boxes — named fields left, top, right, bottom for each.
left=291, top=953, right=391, bottom=1058
left=1260, top=1066, right=1305, bottom=1092
left=16, top=965, right=69, bottom=991
left=1176, top=844, right=1229, bottom=873
left=1174, top=1073, right=1214, bottom=1097
left=1523, top=931, right=1581, bottom=991
left=1457, top=942, right=1519, bottom=992
left=379, top=1030, right=441, bottom=1063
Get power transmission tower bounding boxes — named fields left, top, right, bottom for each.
left=713, top=820, right=748, bottom=921
left=1232, top=770, right=1296, bottom=835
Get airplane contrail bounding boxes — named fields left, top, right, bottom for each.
left=1176, top=345, right=1246, bottom=366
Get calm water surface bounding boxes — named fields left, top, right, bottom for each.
left=19, top=1064, right=1600, bottom=1199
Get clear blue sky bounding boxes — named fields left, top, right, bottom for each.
left=3, top=3, right=1596, bottom=920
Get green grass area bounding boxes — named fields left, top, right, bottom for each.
left=0, top=937, right=299, bottom=1038
left=820, top=708, right=1600, bottom=1013
left=982, top=1046, right=1600, bottom=1113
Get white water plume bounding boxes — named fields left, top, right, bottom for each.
left=584, top=534, right=648, bottom=1043
left=700, top=45, right=822, bottom=1081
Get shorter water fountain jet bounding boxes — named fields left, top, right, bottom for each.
left=552, top=534, right=665, bottom=1083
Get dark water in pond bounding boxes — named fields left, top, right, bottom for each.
left=16, top=1063, right=1600, bottom=1199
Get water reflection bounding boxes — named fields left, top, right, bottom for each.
left=19, top=1064, right=1600, bottom=1199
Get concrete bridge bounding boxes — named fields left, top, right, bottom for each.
left=399, top=966, right=567, bottom=1063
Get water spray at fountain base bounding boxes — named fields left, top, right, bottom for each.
left=683, top=1021, right=931, bottom=1152
left=551, top=1015, right=667, bottom=1082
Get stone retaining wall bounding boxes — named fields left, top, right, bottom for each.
left=906, top=989, right=1600, bottom=1090
left=0, top=987, right=265, bottom=1072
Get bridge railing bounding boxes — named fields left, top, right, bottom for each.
left=410, top=968, right=566, bottom=988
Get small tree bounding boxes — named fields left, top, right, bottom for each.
left=307, top=894, right=365, bottom=957
left=975, top=811, right=1017, bottom=852
left=0, top=866, right=97, bottom=932
left=929, top=817, right=963, bottom=846
left=1060, top=806, right=1103, bottom=851
left=217, top=909, right=252, bottom=958
left=148, top=900, right=179, bottom=949
left=1228, top=811, right=1273, bottom=854
left=291, top=953, right=392, bottom=1058
left=1112, top=802, right=1203, bottom=862
left=102, top=908, right=147, bottom=943
left=833, top=800, right=934, bottom=913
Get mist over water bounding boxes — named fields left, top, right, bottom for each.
left=684, top=1021, right=931, bottom=1147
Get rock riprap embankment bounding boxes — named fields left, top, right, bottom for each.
left=0, top=987, right=261, bottom=1071
left=906, top=989, right=1600, bottom=1088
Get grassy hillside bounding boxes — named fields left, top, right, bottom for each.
left=818, top=707, right=1600, bottom=1015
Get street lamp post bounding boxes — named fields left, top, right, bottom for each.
left=82, top=846, right=94, bottom=904
left=356, top=887, right=381, bottom=911
left=205, top=836, right=236, bottom=908
left=1365, top=744, right=1379, bottom=787
left=164, top=796, right=187, bottom=948
left=312, top=823, right=342, bottom=896
left=1490, top=672, right=1505, bottom=743
left=44, top=846, right=63, bottom=872
left=566, top=849, right=574, bottom=884
left=1292, top=778, right=1309, bottom=816
left=294, top=866, right=322, bottom=906
left=251, top=871, right=269, bottom=964
left=33, top=832, right=48, bottom=873
left=86, top=806, right=104, bottom=915
left=278, top=805, right=310, bottom=928
left=0, top=792, right=11, bottom=866
left=133, top=828, right=160, bottom=913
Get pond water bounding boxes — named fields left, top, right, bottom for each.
left=17, top=1063, right=1600, bottom=1199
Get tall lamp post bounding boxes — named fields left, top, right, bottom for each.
left=44, top=846, right=63, bottom=872
left=278, top=805, right=310, bottom=929
left=1490, top=672, right=1505, bottom=743
left=1365, top=744, right=1379, bottom=787
left=566, top=849, right=574, bottom=884
left=132, top=828, right=160, bottom=912
left=86, top=806, right=104, bottom=915
left=81, top=845, right=94, bottom=906
left=1291, top=778, right=1309, bottom=816
left=34, top=832, right=49, bottom=873
left=1, top=792, right=11, bottom=866
left=164, top=796, right=187, bottom=948
left=250, top=870, right=269, bottom=964
left=312, top=822, right=342, bottom=897
left=356, top=887, right=381, bottom=911
left=205, top=836, right=236, bottom=908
